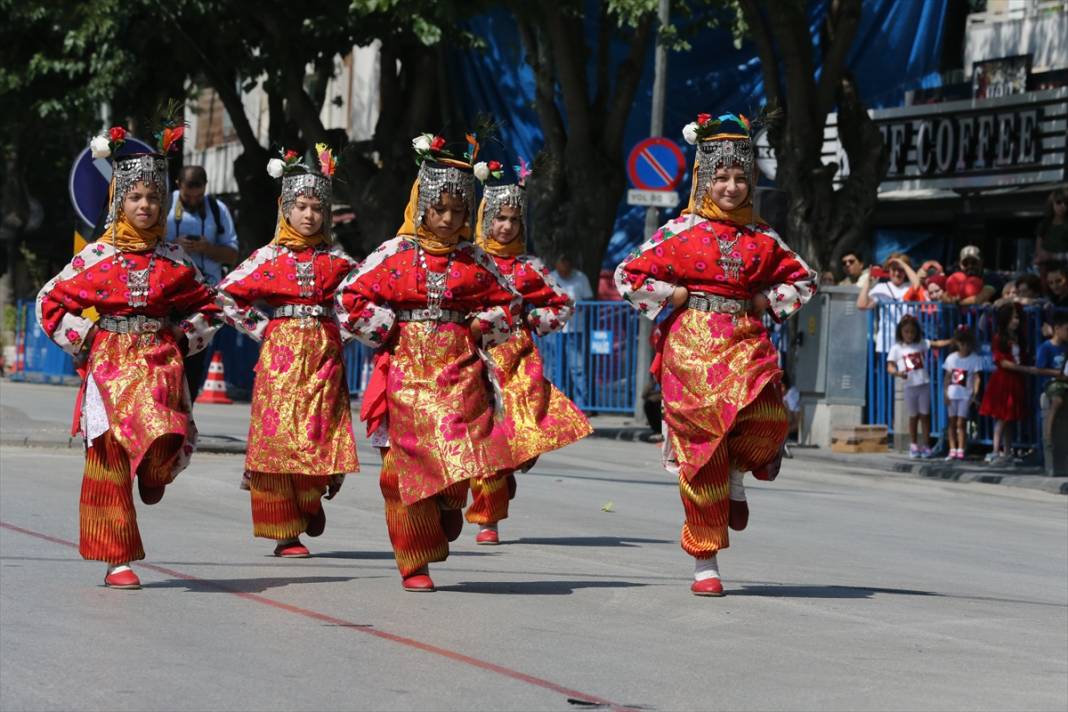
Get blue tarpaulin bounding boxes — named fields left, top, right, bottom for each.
left=453, top=1, right=948, bottom=267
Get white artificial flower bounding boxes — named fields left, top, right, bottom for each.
left=682, top=122, right=698, bottom=145
left=90, top=135, right=111, bottom=159
left=473, top=161, right=490, bottom=182
left=266, top=158, right=285, bottom=178
left=412, top=133, right=432, bottom=152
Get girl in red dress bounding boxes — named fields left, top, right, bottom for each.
left=466, top=161, right=592, bottom=545
left=216, top=146, right=360, bottom=558
left=36, top=124, right=219, bottom=589
left=615, top=113, right=817, bottom=597
left=979, top=304, right=1031, bottom=465
left=336, top=133, right=519, bottom=591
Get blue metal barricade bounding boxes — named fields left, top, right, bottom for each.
left=9, top=300, right=77, bottom=383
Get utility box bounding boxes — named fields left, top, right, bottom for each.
left=795, top=286, right=871, bottom=449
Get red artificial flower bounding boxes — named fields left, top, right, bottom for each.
left=109, top=126, right=127, bottom=141
left=488, top=160, right=501, bottom=171
left=284, top=149, right=299, bottom=161
left=430, top=135, right=446, bottom=152
left=162, top=126, right=184, bottom=153
left=697, top=113, right=712, bottom=125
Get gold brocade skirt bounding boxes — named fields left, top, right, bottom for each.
left=661, top=309, right=781, bottom=482
left=84, top=331, right=195, bottom=477
left=245, top=319, right=359, bottom=476
left=385, top=321, right=510, bottom=505
left=488, top=327, right=591, bottom=465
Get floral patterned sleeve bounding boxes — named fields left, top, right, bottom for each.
left=215, top=247, right=274, bottom=342
left=157, top=244, right=222, bottom=355
left=35, top=244, right=111, bottom=356
left=751, top=226, right=818, bottom=322
left=466, top=244, right=521, bottom=347
left=613, top=218, right=687, bottom=320
left=335, top=239, right=400, bottom=347
left=516, top=255, right=574, bottom=337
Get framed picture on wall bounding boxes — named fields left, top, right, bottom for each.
left=972, top=55, right=1032, bottom=99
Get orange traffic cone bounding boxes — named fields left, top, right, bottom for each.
left=195, top=352, right=233, bottom=404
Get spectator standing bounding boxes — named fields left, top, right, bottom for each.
left=944, top=245, right=996, bottom=306
left=979, top=304, right=1031, bottom=466
left=886, top=314, right=950, bottom=458
left=1034, top=187, right=1068, bottom=270
left=837, top=250, right=870, bottom=289
left=857, top=254, right=921, bottom=352
left=1034, top=313, right=1068, bottom=474
left=942, top=326, right=982, bottom=461
left=550, top=254, right=594, bottom=408
left=1045, top=263, right=1068, bottom=309
left=165, top=166, right=239, bottom=398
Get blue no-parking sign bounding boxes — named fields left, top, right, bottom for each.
left=68, top=138, right=155, bottom=228
left=626, top=137, right=686, bottom=191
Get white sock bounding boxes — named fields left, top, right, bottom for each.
left=694, top=555, right=720, bottom=581
left=107, top=564, right=131, bottom=575
left=728, top=469, right=746, bottom=502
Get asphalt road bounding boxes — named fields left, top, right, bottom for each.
left=1, top=385, right=1066, bottom=710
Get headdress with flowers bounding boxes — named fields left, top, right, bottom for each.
left=409, top=132, right=479, bottom=228
left=89, top=100, right=187, bottom=236
left=476, top=156, right=530, bottom=242
left=266, top=144, right=337, bottom=241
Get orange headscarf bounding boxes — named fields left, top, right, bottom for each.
left=107, top=181, right=165, bottom=252
left=474, top=196, right=524, bottom=257
left=271, top=200, right=325, bottom=250
left=681, top=134, right=765, bottom=227
left=396, top=159, right=474, bottom=255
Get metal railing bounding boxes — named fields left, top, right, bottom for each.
left=865, top=300, right=1059, bottom=450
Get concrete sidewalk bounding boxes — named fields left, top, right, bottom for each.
left=3, top=379, right=1064, bottom=494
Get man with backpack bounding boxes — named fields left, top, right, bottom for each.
left=166, top=165, right=239, bottom=398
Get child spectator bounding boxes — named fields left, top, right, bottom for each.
left=887, top=314, right=950, bottom=458
left=1034, top=313, right=1068, bottom=473
left=942, top=326, right=982, bottom=461
left=979, top=304, right=1031, bottom=466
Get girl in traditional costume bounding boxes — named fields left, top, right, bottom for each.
left=215, top=146, right=359, bottom=558
left=466, top=159, right=592, bottom=545
left=36, top=122, right=219, bottom=589
left=614, top=113, right=816, bottom=596
left=336, top=133, right=518, bottom=591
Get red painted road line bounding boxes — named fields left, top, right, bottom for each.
left=1, top=521, right=628, bottom=711
left=639, top=148, right=673, bottom=185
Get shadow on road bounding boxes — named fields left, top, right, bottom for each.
left=437, top=579, right=649, bottom=595
left=144, top=575, right=358, bottom=594
left=312, top=550, right=496, bottom=559
left=510, top=536, right=670, bottom=547
left=731, top=583, right=936, bottom=599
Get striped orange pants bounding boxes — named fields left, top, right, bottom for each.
left=465, top=470, right=515, bottom=525
left=248, top=473, right=327, bottom=540
left=379, top=449, right=470, bottom=577
left=79, top=433, right=177, bottom=564
left=679, top=385, right=787, bottom=559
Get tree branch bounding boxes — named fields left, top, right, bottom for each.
left=739, top=0, right=782, bottom=108
left=517, top=17, right=566, bottom=155
left=545, top=4, right=592, bottom=143
left=604, top=13, right=653, bottom=152
left=815, top=0, right=861, bottom=119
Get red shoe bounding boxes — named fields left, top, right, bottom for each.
left=104, top=568, right=142, bottom=590
left=690, top=578, right=724, bottom=597
left=728, top=499, right=749, bottom=531
left=475, top=527, right=500, bottom=545
left=273, top=540, right=311, bottom=558
left=402, top=568, right=435, bottom=592
left=138, top=478, right=165, bottom=505
left=440, top=509, right=463, bottom=542
left=305, top=507, right=326, bottom=538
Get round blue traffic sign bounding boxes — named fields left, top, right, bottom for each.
left=68, top=138, right=156, bottom=228
left=627, top=137, right=686, bottom=191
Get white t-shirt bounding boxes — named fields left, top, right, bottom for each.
left=943, top=351, right=983, bottom=401
left=887, top=340, right=931, bottom=387
left=783, top=386, right=800, bottom=412
left=868, top=280, right=910, bottom=303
